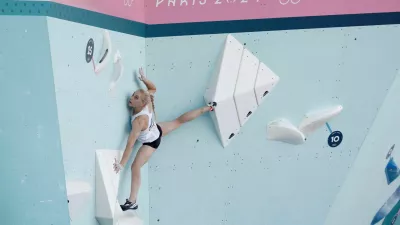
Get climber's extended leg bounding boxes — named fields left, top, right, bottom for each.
left=158, top=104, right=214, bottom=137
left=120, top=145, right=155, bottom=211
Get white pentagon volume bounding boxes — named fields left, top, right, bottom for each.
left=204, top=34, right=280, bottom=147
left=95, top=149, right=143, bottom=225
left=298, top=105, right=343, bottom=136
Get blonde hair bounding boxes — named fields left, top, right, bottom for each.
left=137, top=89, right=156, bottom=119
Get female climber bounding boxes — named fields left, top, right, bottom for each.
left=113, top=67, right=214, bottom=211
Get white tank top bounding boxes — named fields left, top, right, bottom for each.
left=131, top=105, right=160, bottom=143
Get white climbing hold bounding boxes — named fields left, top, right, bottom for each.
left=298, top=105, right=343, bottom=136
left=267, top=118, right=306, bottom=145
left=95, top=30, right=112, bottom=74
left=109, top=50, right=124, bottom=91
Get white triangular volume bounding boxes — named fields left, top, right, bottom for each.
left=116, top=211, right=144, bottom=225
left=234, top=49, right=260, bottom=126
left=254, top=62, right=280, bottom=106
left=95, top=149, right=122, bottom=225
left=66, top=180, right=92, bottom=221
left=298, top=105, right=343, bottom=136
left=266, top=118, right=306, bottom=145
left=95, top=30, right=112, bottom=74
left=204, top=34, right=244, bottom=148
left=109, top=50, right=124, bottom=91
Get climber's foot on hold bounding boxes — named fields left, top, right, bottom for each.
left=120, top=199, right=138, bottom=211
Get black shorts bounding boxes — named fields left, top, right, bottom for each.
left=142, top=124, right=163, bottom=149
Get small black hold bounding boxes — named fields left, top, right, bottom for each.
left=354, top=38, right=357, bottom=40
left=157, top=219, right=160, bottom=222
left=196, top=139, right=199, bottom=142
left=263, top=91, right=269, bottom=97
left=229, top=133, right=235, bottom=139
left=244, top=43, right=246, bottom=45
left=246, top=111, right=252, bottom=117
left=68, top=200, right=69, bottom=203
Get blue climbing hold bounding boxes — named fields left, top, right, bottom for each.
left=385, top=157, right=400, bottom=185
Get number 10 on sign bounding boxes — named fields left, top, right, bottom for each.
left=326, top=123, right=343, bottom=148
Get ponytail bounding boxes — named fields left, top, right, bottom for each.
left=150, top=93, right=156, bottom=120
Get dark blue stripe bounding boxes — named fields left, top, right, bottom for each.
left=1, top=1, right=146, bottom=37
left=146, top=12, right=400, bottom=37
left=2, top=1, right=400, bottom=38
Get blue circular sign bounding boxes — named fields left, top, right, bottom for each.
left=328, top=131, right=343, bottom=148
left=85, top=38, right=94, bottom=63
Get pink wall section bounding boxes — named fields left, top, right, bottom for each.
left=147, top=0, right=400, bottom=24
left=52, top=0, right=145, bottom=23
left=53, top=0, right=400, bottom=24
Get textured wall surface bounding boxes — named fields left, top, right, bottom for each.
left=47, top=17, right=149, bottom=225
left=0, top=16, right=70, bottom=225
left=325, top=72, right=400, bottom=225
left=145, top=26, right=400, bottom=225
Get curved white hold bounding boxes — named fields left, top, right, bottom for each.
left=267, top=118, right=306, bottom=145
left=95, top=30, right=112, bottom=74
left=254, top=62, right=280, bottom=106
left=66, top=180, right=92, bottom=221
left=95, top=149, right=122, bottom=225
left=234, top=48, right=259, bottom=126
left=204, top=34, right=243, bottom=147
left=109, top=50, right=124, bottom=91
left=298, top=105, right=343, bottom=136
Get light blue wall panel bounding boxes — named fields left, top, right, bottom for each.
left=0, top=16, right=70, bottom=225
left=46, top=18, right=148, bottom=225
left=324, top=71, right=400, bottom=225
left=145, top=25, right=400, bottom=225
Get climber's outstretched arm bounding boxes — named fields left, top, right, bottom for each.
left=138, top=67, right=156, bottom=94
left=119, top=116, right=146, bottom=167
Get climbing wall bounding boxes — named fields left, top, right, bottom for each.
left=145, top=26, right=400, bottom=225
left=46, top=18, right=149, bottom=225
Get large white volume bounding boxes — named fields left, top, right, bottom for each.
left=204, top=34, right=244, bottom=148
left=234, top=49, right=260, bottom=126
left=254, top=62, right=280, bottom=106
left=95, top=149, right=144, bottom=225
left=66, top=180, right=92, bottom=221
left=205, top=34, right=281, bottom=148
left=95, top=149, right=121, bottom=225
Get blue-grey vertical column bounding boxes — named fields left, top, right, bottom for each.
left=0, top=16, right=70, bottom=225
